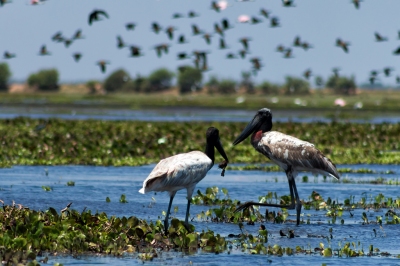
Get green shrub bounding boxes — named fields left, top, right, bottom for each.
left=283, top=76, right=310, bottom=95
left=143, top=68, right=174, bottom=93
left=103, top=69, right=130, bottom=93
left=177, top=66, right=202, bottom=94
left=257, top=81, right=281, bottom=94
left=27, top=68, right=59, bottom=91
left=86, top=80, right=101, bottom=94
left=218, top=79, right=237, bottom=94
left=326, top=75, right=357, bottom=95
left=240, top=72, right=255, bottom=94
left=0, top=62, right=11, bottom=91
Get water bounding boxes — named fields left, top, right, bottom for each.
left=1, top=164, right=400, bottom=265
left=1, top=106, right=399, bottom=123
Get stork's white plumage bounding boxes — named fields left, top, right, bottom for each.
left=139, top=127, right=229, bottom=231
left=233, top=108, right=339, bottom=225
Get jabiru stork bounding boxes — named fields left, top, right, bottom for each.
left=139, top=127, right=229, bottom=231
left=233, top=108, right=339, bottom=225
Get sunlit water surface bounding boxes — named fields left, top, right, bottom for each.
left=1, top=164, right=400, bottom=265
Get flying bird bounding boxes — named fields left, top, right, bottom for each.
left=239, top=37, right=251, bottom=50
left=117, top=36, right=125, bottom=49
left=282, top=0, right=296, bottom=7
left=39, top=45, right=51, bottom=55
left=151, top=22, right=162, bottom=34
left=129, top=46, right=143, bottom=57
left=232, top=108, right=340, bottom=225
left=336, top=38, right=350, bottom=53
left=188, top=11, right=199, bottom=18
left=283, top=48, right=294, bottom=58
left=383, top=67, right=394, bottom=77
left=165, top=26, right=176, bottom=40
left=374, top=32, right=388, bottom=42
left=219, top=38, right=228, bottom=49
left=154, top=43, right=170, bottom=57
left=139, top=127, right=229, bottom=231
left=126, top=23, right=136, bottom=31
left=192, top=24, right=203, bottom=35
left=3, top=51, right=16, bottom=59
left=63, top=38, right=73, bottom=48
left=214, top=23, right=224, bottom=36
left=88, top=9, right=109, bottom=25
left=352, top=0, right=361, bottom=9
left=332, top=67, right=340, bottom=77
left=177, top=52, right=190, bottom=60
left=203, top=33, right=212, bottom=45
left=177, top=35, right=188, bottom=44
left=96, top=60, right=110, bottom=73
left=72, top=52, right=82, bottom=62
left=226, top=53, right=238, bottom=59
left=393, top=46, right=400, bottom=55
left=172, top=12, right=184, bottom=19
left=270, top=17, right=280, bottom=27
left=72, top=29, right=84, bottom=40
left=303, top=69, right=312, bottom=79
left=51, top=31, right=64, bottom=42
left=260, top=8, right=270, bottom=18
left=293, top=36, right=302, bottom=47
left=221, top=18, right=232, bottom=30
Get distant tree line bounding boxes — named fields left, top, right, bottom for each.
left=0, top=61, right=360, bottom=95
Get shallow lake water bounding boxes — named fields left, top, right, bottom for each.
left=1, top=164, right=400, bottom=265
left=1, top=106, right=400, bottom=123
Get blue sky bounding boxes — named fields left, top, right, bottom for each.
left=1, top=0, right=400, bottom=86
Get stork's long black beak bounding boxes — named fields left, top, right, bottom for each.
left=215, top=138, right=229, bottom=176
left=233, top=115, right=261, bottom=145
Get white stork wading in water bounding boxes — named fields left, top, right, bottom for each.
left=139, top=127, right=229, bottom=231
left=233, top=108, right=340, bottom=225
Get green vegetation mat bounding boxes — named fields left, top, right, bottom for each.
left=0, top=117, right=399, bottom=167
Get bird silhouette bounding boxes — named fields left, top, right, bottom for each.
left=214, top=23, right=224, bottom=36
left=177, top=35, right=188, bottom=44
left=383, top=67, right=394, bottom=77
left=165, top=26, right=176, bottom=40
left=125, top=23, right=136, bottom=31
left=270, top=17, right=280, bottom=27
left=260, top=8, right=270, bottom=18
left=139, top=127, right=228, bottom=231
left=239, top=37, right=251, bottom=51
left=352, top=0, right=361, bottom=9
left=177, top=52, right=190, bottom=60
left=226, top=53, right=238, bottom=59
left=283, top=48, right=294, bottom=58
left=301, top=42, right=313, bottom=50
left=276, top=45, right=286, bottom=52
left=251, top=17, right=262, bottom=25
left=293, top=36, right=302, bottom=47
left=282, top=0, right=296, bottom=7
left=250, top=57, right=262, bottom=72
left=172, top=13, right=184, bottom=19
left=39, top=45, right=51, bottom=55
left=3, top=51, right=16, bottom=59
left=192, top=24, right=203, bottom=35
left=88, top=9, right=109, bottom=25
left=117, top=36, right=125, bottom=49
left=72, top=52, right=82, bottom=62
left=219, top=38, right=228, bottom=49
left=96, top=60, right=110, bottom=73
left=375, top=32, right=388, bottom=42
left=396, top=76, right=400, bottom=84
left=72, top=29, right=84, bottom=40
left=221, top=18, right=233, bottom=30
left=233, top=108, right=340, bottom=225
left=203, top=33, right=212, bottom=45
left=211, top=1, right=221, bottom=12
left=303, top=69, right=312, bottom=79
left=239, top=49, right=248, bottom=59
left=151, top=22, right=162, bottom=34
left=188, top=11, right=199, bottom=18
left=393, top=46, right=400, bottom=55
left=336, top=38, right=350, bottom=53
left=63, top=38, right=73, bottom=48
left=51, top=31, right=64, bottom=42
left=129, top=46, right=143, bottom=57
left=154, top=44, right=170, bottom=57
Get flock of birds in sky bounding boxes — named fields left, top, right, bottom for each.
left=2, top=0, right=400, bottom=85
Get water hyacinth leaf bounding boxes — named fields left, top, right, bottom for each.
left=323, top=247, right=333, bottom=257
left=119, top=194, right=128, bottom=203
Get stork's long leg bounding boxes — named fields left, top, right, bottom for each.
left=184, top=199, right=191, bottom=227
left=164, top=193, right=176, bottom=231
left=291, top=176, right=302, bottom=226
